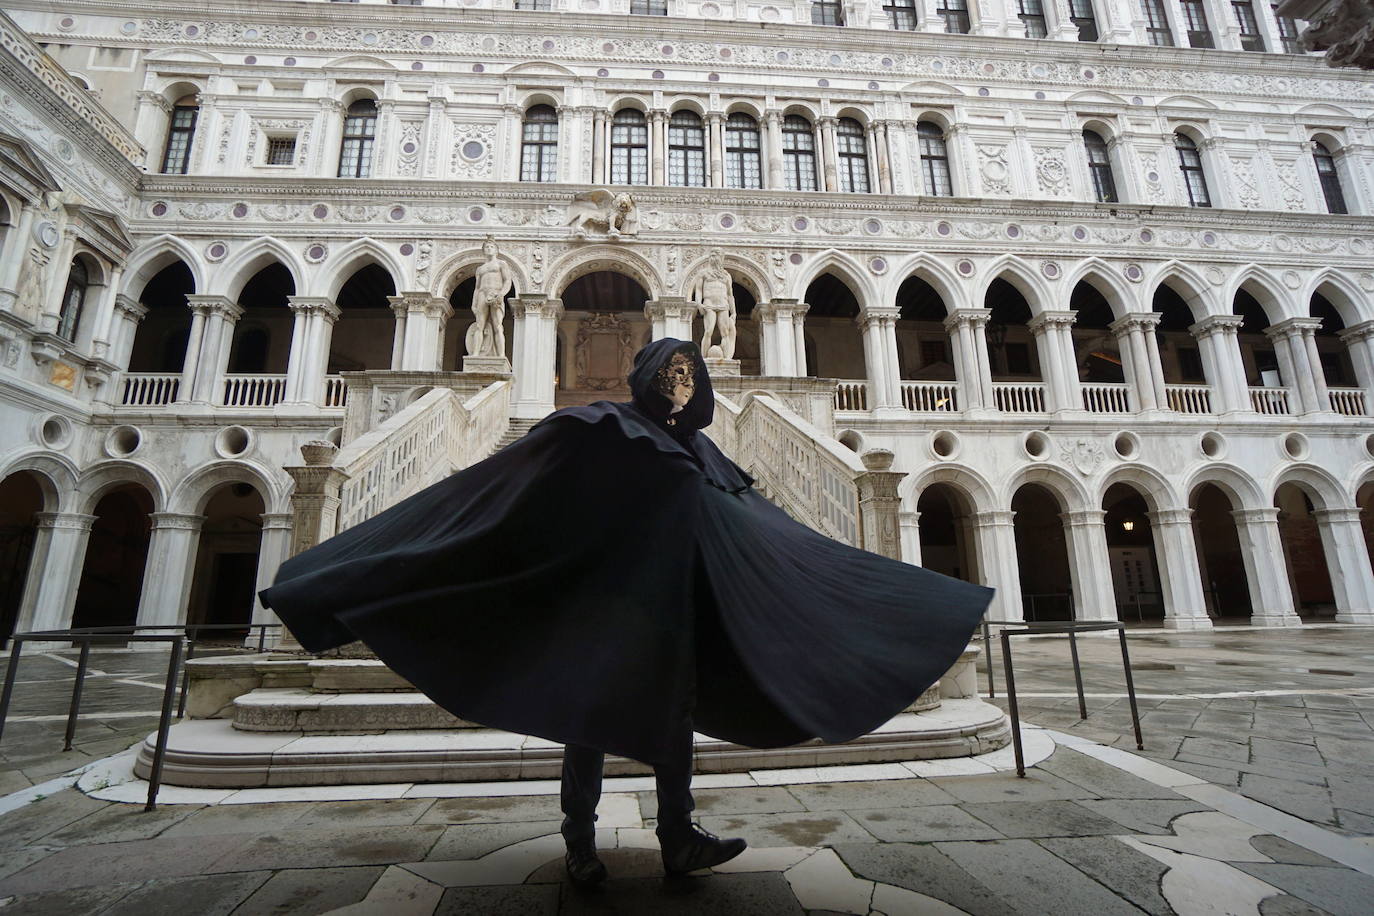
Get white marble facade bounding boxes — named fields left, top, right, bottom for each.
left=1, top=0, right=1373, bottom=643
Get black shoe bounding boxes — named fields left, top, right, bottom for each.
left=565, top=838, right=608, bottom=886
left=659, top=823, right=748, bottom=875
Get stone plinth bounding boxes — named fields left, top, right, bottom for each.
left=704, top=357, right=741, bottom=377
left=462, top=355, right=512, bottom=374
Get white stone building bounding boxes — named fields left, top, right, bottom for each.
left=3, top=0, right=1374, bottom=649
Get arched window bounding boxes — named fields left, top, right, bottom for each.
left=782, top=115, right=818, bottom=191
left=160, top=96, right=198, bottom=174
left=917, top=121, right=953, bottom=197
left=338, top=99, right=377, bottom=178
left=520, top=105, right=559, bottom=182
left=1069, top=0, right=1099, bottom=39
left=724, top=113, right=762, bottom=190
left=835, top=118, right=870, bottom=193
left=1083, top=129, right=1118, bottom=203
left=937, top=0, right=971, bottom=31
left=1313, top=141, right=1348, bottom=214
left=668, top=111, right=706, bottom=187
left=1174, top=133, right=1211, bottom=207
left=1019, top=0, right=1048, bottom=37
left=812, top=0, right=845, bottom=24
left=57, top=258, right=88, bottom=342
left=884, top=0, right=918, bottom=28
left=610, top=109, right=649, bottom=186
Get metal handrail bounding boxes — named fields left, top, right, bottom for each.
left=979, top=618, right=1144, bottom=777
left=0, top=623, right=282, bottom=810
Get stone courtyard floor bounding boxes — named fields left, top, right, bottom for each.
left=0, top=626, right=1371, bottom=915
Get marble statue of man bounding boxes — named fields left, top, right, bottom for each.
left=690, top=249, right=736, bottom=360
left=465, top=238, right=514, bottom=359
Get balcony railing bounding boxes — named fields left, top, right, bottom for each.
left=1081, top=383, right=1130, bottom=413
left=902, top=381, right=958, bottom=412
left=120, top=373, right=180, bottom=407
left=1166, top=383, right=1212, bottom=414
left=835, top=380, right=868, bottom=411
left=1329, top=387, right=1367, bottom=417
left=993, top=382, right=1046, bottom=413
left=221, top=374, right=287, bottom=408
left=324, top=375, right=348, bottom=408
left=1249, top=386, right=1291, bottom=415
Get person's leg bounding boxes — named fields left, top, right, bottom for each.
left=560, top=743, right=605, bottom=843
left=652, top=713, right=696, bottom=839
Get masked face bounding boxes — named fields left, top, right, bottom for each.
left=654, top=351, right=697, bottom=409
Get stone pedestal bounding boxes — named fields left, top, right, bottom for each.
left=704, top=357, right=740, bottom=378
left=463, top=355, right=512, bottom=375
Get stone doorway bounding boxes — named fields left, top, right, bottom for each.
left=558, top=271, right=650, bottom=406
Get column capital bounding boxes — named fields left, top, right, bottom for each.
left=943, top=307, right=992, bottom=332
left=755, top=298, right=807, bottom=322
left=972, top=509, right=1016, bottom=527
left=319, top=97, right=345, bottom=113
left=185, top=294, right=243, bottom=321
left=287, top=296, right=342, bottom=322
left=1339, top=320, right=1374, bottom=344
left=1231, top=506, right=1281, bottom=524
left=1147, top=507, right=1194, bottom=526
left=1312, top=507, right=1364, bottom=524
left=764, top=109, right=783, bottom=125
left=137, top=90, right=172, bottom=113
left=259, top=512, right=295, bottom=530
left=1188, top=314, right=1244, bottom=338
left=644, top=297, right=697, bottom=321
left=114, top=293, right=149, bottom=321
left=706, top=110, right=725, bottom=124
left=1027, top=310, right=1077, bottom=333
left=857, top=304, right=901, bottom=329
left=1061, top=509, right=1107, bottom=527
left=34, top=511, right=97, bottom=531
left=1265, top=316, right=1324, bottom=340
left=149, top=511, right=206, bottom=531
left=1108, top=311, right=1163, bottom=336
left=818, top=115, right=837, bottom=128
left=387, top=292, right=446, bottom=316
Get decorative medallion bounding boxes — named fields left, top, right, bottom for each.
left=305, top=243, right=328, bottom=264
left=1060, top=437, right=1105, bottom=476
left=206, top=241, right=228, bottom=262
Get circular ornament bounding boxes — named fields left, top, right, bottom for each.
left=1139, top=228, right=1154, bottom=243
left=305, top=244, right=328, bottom=263
left=1204, top=266, right=1225, bottom=286
left=206, top=241, right=228, bottom=262
left=150, top=202, right=167, bottom=217
left=468, top=207, right=486, bottom=223
left=863, top=219, right=882, bottom=235
left=399, top=243, right=415, bottom=256
left=1124, top=264, right=1143, bottom=282
left=462, top=141, right=485, bottom=160
left=789, top=253, right=803, bottom=266
left=389, top=206, right=407, bottom=221
left=719, top=214, right=735, bottom=229
left=792, top=216, right=809, bottom=232
left=313, top=204, right=329, bottom=219
left=869, top=257, right=888, bottom=275
left=936, top=221, right=952, bottom=237
left=1041, top=261, right=1060, bottom=279
left=1282, top=270, right=1301, bottom=290
left=956, top=259, right=975, bottom=276
left=232, top=203, right=249, bottom=219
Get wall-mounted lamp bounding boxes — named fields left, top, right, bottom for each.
left=1121, top=518, right=1136, bottom=532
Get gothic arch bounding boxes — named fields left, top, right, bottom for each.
left=680, top=250, right=774, bottom=304
left=1306, top=270, right=1372, bottom=327
left=1146, top=260, right=1221, bottom=321
left=1063, top=258, right=1136, bottom=319
left=887, top=254, right=966, bottom=314
left=169, top=460, right=290, bottom=516
left=75, top=460, right=167, bottom=514
left=1349, top=463, right=1374, bottom=503
left=122, top=235, right=205, bottom=298
left=1226, top=264, right=1295, bottom=325
left=214, top=237, right=306, bottom=302
left=325, top=238, right=409, bottom=302
left=791, top=249, right=877, bottom=309
left=432, top=244, right=531, bottom=299
left=976, top=256, right=1052, bottom=315
left=545, top=246, right=663, bottom=300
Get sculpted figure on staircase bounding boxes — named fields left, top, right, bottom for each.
left=464, top=237, right=514, bottom=360
left=690, top=249, right=737, bottom=360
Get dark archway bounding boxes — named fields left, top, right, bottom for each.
left=1153, top=283, right=1206, bottom=387
left=1190, top=483, right=1253, bottom=622
left=1069, top=281, right=1123, bottom=384
left=1103, top=483, right=1163, bottom=622
left=187, top=483, right=266, bottom=632
left=1011, top=483, right=1073, bottom=620
left=0, top=472, right=44, bottom=643
left=72, top=484, right=153, bottom=631
left=1274, top=482, right=1336, bottom=620
left=332, top=264, right=398, bottom=372
left=916, top=484, right=977, bottom=583
left=230, top=263, right=294, bottom=375
left=803, top=274, right=863, bottom=379
left=557, top=271, right=649, bottom=402
left=895, top=276, right=953, bottom=381
left=127, top=261, right=194, bottom=373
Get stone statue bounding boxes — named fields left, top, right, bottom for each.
left=689, top=249, right=736, bottom=360
left=566, top=190, right=639, bottom=240
left=465, top=237, right=514, bottom=359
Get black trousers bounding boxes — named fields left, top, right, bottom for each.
left=560, top=714, right=695, bottom=843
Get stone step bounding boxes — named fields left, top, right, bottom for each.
left=137, top=698, right=1010, bottom=788
left=232, top=689, right=483, bottom=733
left=491, top=417, right=540, bottom=453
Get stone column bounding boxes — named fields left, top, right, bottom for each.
left=1145, top=508, right=1214, bottom=630
left=317, top=98, right=345, bottom=176
left=283, top=297, right=340, bottom=405
left=85, top=266, right=124, bottom=360
left=1230, top=507, right=1302, bottom=626
left=251, top=512, right=294, bottom=636
left=426, top=96, right=449, bottom=180
left=819, top=117, right=839, bottom=192
left=649, top=109, right=667, bottom=185
left=512, top=295, right=561, bottom=419
left=107, top=295, right=148, bottom=371
left=868, top=122, right=892, bottom=194
left=180, top=295, right=243, bottom=404
left=1190, top=314, right=1250, bottom=413
left=38, top=228, right=78, bottom=334
left=1109, top=312, right=1167, bottom=411
left=1028, top=310, right=1082, bottom=413
left=1338, top=320, right=1374, bottom=411
left=645, top=297, right=697, bottom=341
left=591, top=109, right=608, bottom=184
left=133, top=90, right=173, bottom=170
left=137, top=512, right=204, bottom=629
left=792, top=302, right=810, bottom=377
left=899, top=509, right=922, bottom=566
left=1312, top=508, right=1374, bottom=624
left=708, top=112, right=726, bottom=188
left=764, top=110, right=785, bottom=190
left=971, top=510, right=1024, bottom=622
left=857, top=305, right=902, bottom=410
left=17, top=512, right=95, bottom=634
left=943, top=308, right=994, bottom=412
left=0, top=202, right=37, bottom=312
left=1061, top=510, right=1119, bottom=621
left=389, top=293, right=452, bottom=372
left=1266, top=317, right=1328, bottom=414
left=855, top=449, right=905, bottom=561
left=755, top=299, right=807, bottom=377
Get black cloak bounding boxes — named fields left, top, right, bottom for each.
left=262, top=339, right=992, bottom=765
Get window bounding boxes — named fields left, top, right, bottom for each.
left=811, top=0, right=845, bottom=25
left=1140, top=0, right=1174, bottom=45
left=1313, top=141, right=1348, bottom=214
left=1019, top=0, right=1048, bottom=37
left=917, top=121, right=953, bottom=197
left=937, top=0, right=971, bottom=32
left=1234, top=1, right=1265, bottom=50
left=338, top=99, right=377, bottom=178
left=1180, top=0, right=1215, bottom=48
left=724, top=113, right=762, bottom=190
left=520, top=105, right=559, bottom=183
left=1273, top=5, right=1303, bottom=53
left=1083, top=129, right=1118, bottom=203
left=514, top=0, right=551, bottom=6
left=160, top=103, right=198, bottom=174
left=1175, top=133, right=1211, bottom=207
left=884, top=0, right=918, bottom=29
left=630, top=0, right=667, bottom=14
left=390, top=0, right=423, bottom=4
left=1069, top=0, right=1099, bottom=40
left=610, top=109, right=649, bottom=185
left=668, top=111, right=706, bottom=187
left=266, top=136, right=297, bottom=165
left=782, top=115, right=818, bottom=191
left=57, top=259, right=87, bottom=343
left=835, top=118, right=870, bottom=193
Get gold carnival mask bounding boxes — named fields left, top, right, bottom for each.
left=654, top=351, right=697, bottom=409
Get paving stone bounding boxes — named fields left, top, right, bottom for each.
left=1259, top=893, right=1337, bottom=915
left=833, top=842, right=1018, bottom=916
left=232, top=866, right=383, bottom=916
left=848, top=805, right=1005, bottom=843
left=1251, top=738, right=1327, bottom=767
left=40, top=800, right=198, bottom=846
left=786, top=778, right=958, bottom=811
left=1037, top=748, right=1185, bottom=800
left=97, top=871, right=271, bottom=916
left=435, top=883, right=559, bottom=915
left=1249, top=835, right=1344, bottom=867
left=0, top=846, right=58, bottom=883
left=291, top=798, right=436, bottom=828
left=698, top=811, right=876, bottom=848
left=1333, top=808, right=1374, bottom=836
left=1235, top=863, right=1374, bottom=916
left=0, top=883, right=134, bottom=915
left=562, top=872, right=804, bottom=915
left=1077, top=799, right=1211, bottom=834
left=648, top=786, right=806, bottom=816
left=528, top=846, right=664, bottom=883
left=935, top=838, right=1142, bottom=916
left=161, top=801, right=317, bottom=837
left=420, top=795, right=564, bottom=825
left=1174, top=751, right=1329, bottom=787
left=427, top=820, right=562, bottom=861
left=926, top=770, right=1096, bottom=804
left=0, top=789, right=110, bottom=850
left=1180, top=736, right=1251, bottom=762
left=1238, top=774, right=1338, bottom=827
left=0, top=834, right=252, bottom=896
left=960, top=800, right=1133, bottom=838
left=204, top=824, right=444, bottom=873
left=1038, top=836, right=1173, bottom=916
left=1325, top=776, right=1374, bottom=818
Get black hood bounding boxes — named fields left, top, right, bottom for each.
left=628, top=338, right=715, bottom=433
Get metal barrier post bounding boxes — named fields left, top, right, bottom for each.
left=0, top=639, right=23, bottom=744
left=146, top=637, right=184, bottom=811
left=257, top=625, right=267, bottom=653
left=177, top=631, right=197, bottom=719
left=1000, top=630, right=1025, bottom=777
left=63, top=640, right=93, bottom=752
left=1118, top=626, right=1145, bottom=750
left=982, top=620, right=996, bottom=698
left=1067, top=627, right=1088, bottom=720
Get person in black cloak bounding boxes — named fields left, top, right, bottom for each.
left=261, top=337, right=992, bottom=884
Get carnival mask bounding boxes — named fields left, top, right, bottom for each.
left=655, top=351, right=697, bottom=409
